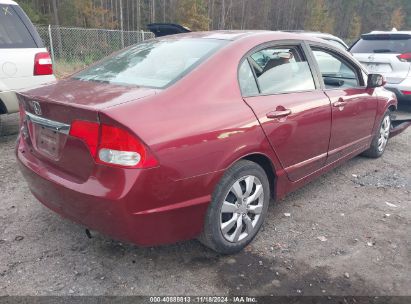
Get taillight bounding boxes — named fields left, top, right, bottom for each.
left=69, top=120, right=100, bottom=157
left=401, top=90, right=411, bottom=95
left=397, top=53, right=411, bottom=62
left=69, top=121, right=158, bottom=168
left=34, top=52, right=53, bottom=75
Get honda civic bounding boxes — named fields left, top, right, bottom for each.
left=16, top=31, right=404, bottom=254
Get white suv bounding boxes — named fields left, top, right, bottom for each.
left=350, top=30, right=411, bottom=102
left=0, top=0, right=55, bottom=115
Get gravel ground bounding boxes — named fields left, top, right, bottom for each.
left=0, top=112, right=410, bottom=297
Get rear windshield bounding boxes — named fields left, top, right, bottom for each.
left=351, top=35, right=411, bottom=54
left=0, top=4, right=37, bottom=48
left=74, top=38, right=226, bottom=88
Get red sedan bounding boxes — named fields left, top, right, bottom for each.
left=16, top=31, right=401, bottom=254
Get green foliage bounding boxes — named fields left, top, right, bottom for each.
left=15, top=0, right=411, bottom=38
left=18, top=1, right=48, bottom=24
left=304, top=0, right=334, bottom=33
left=175, top=0, right=209, bottom=31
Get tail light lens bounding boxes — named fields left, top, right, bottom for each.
left=34, top=52, right=53, bottom=75
left=69, top=120, right=100, bottom=157
left=397, top=53, right=411, bottom=62
left=69, top=121, right=158, bottom=168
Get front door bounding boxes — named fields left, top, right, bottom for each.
left=309, top=46, right=378, bottom=163
left=240, top=43, right=332, bottom=182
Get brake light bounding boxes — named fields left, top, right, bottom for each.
left=70, top=120, right=100, bottom=157
left=34, top=52, right=53, bottom=75
left=397, top=53, right=411, bottom=62
left=69, top=121, right=158, bottom=168
left=401, top=90, right=411, bottom=95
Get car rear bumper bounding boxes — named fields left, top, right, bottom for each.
left=16, top=138, right=213, bottom=246
left=385, top=78, right=411, bottom=102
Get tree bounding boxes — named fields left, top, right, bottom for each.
left=391, top=7, right=405, bottom=30
left=175, top=0, right=209, bottom=31
left=348, top=13, right=362, bottom=39
left=304, top=0, right=334, bottom=33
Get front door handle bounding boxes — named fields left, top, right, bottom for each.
left=333, top=99, right=347, bottom=107
left=266, top=109, right=292, bottom=119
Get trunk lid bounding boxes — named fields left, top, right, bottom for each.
left=18, top=79, right=156, bottom=181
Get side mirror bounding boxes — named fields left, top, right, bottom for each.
left=367, top=74, right=386, bottom=88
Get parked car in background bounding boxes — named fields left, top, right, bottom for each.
left=147, top=23, right=191, bottom=37
left=350, top=30, right=411, bottom=103
left=0, top=0, right=55, bottom=116
left=17, top=31, right=404, bottom=254
left=282, top=30, right=349, bottom=50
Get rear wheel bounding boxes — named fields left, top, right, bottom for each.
left=362, top=110, right=391, bottom=158
left=199, top=160, right=270, bottom=254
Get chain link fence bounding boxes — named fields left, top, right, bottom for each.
left=35, top=25, right=154, bottom=78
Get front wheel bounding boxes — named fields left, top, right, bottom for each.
left=199, top=160, right=270, bottom=254
left=362, top=110, right=391, bottom=158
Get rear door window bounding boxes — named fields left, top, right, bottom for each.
left=248, top=45, right=316, bottom=95
left=0, top=4, right=37, bottom=48
left=351, top=35, right=411, bottom=54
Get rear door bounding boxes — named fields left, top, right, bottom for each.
left=307, top=44, right=378, bottom=163
left=0, top=3, right=46, bottom=90
left=240, top=41, right=332, bottom=182
left=350, top=34, right=411, bottom=84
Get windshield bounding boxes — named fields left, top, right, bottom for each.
left=74, top=38, right=226, bottom=88
left=351, top=37, right=411, bottom=54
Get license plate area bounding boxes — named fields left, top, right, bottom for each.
left=363, top=63, right=392, bottom=73
left=35, top=125, right=60, bottom=159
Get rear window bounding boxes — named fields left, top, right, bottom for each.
left=74, top=38, right=227, bottom=88
left=0, top=4, right=37, bottom=48
left=351, top=35, right=411, bottom=54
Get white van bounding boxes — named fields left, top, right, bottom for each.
left=0, top=0, right=56, bottom=115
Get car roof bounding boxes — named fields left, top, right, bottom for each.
left=0, top=0, right=18, bottom=5
left=157, top=30, right=333, bottom=43
left=282, top=31, right=348, bottom=46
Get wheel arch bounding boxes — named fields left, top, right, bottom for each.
left=388, top=104, right=396, bottom=112
left=241, top=153, right=277, bottom=199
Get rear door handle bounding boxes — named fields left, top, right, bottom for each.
left=266, top=109, right=291, bottom=119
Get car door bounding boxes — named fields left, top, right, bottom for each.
left=307, top=44, right=378, bottom=164
left=240, top=42, right=332, bottom=182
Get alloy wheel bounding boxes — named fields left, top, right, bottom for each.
left=377, top=115, right=390, bottom=152
left=220, top=175, right=264, bottom=243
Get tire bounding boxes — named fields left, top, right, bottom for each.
left=199, top=160, right=270, bottom=254
left=362, top=110, right=392, bottom=158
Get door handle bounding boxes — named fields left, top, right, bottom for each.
left=266, top=109, right=291, bottom=119
left=333, top=99, right=347, bottom=107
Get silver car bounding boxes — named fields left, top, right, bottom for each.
left=282, top=31, right=349, bottom=50
left=0, top=0, right=55, bottom=116
left=351, top=31, right=411, bottom=102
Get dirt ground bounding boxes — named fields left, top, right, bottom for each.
left=0, top=111, right=410, bottom=297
